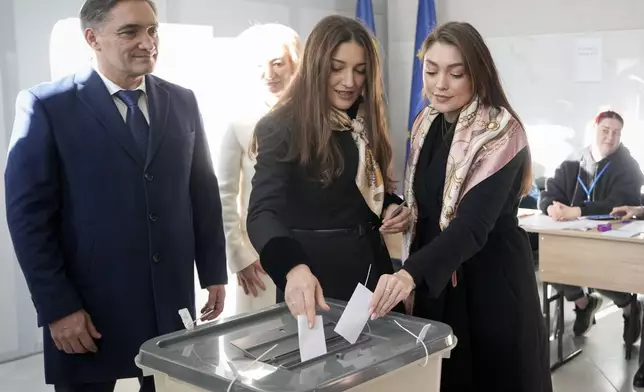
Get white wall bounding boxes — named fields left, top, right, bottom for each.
left=386, top=0, right=644, bottom=181
left=439, top=0, right=644, bottom=37
left=0, top=0, right=388, bottom=363
left=0, top=56, right=20, bottom=363
left=386, top=0, right=417, bottom=185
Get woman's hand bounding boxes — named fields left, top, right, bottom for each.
left=285, top=264, right=329, bottom=328
left=237, top=260, right=268, bottom=297
left=547, top=201, right=581, bottom=221
left=368, top=270, right=415, bottom=320
left=611, top=205, right=644, bottom=220
left=380, top=203, right=413, bottom=234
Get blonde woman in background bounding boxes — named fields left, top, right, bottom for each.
left=216, top=24, right=301, bottom=315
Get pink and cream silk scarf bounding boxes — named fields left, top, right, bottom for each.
left=402, top=96, right=528, bottom=286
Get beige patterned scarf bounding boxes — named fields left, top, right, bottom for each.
left=333, top=107, right=385, bottom=216
left=402, top=97, right=528, bottom=282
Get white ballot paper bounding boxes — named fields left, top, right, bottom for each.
left=297, top=315, right=327, bottom=362
left=334, top=283, right=373, bottom=344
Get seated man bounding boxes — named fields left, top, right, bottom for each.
left=539, top=110, right=644, bottom=340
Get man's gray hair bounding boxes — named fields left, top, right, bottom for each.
left=80, top=0, right=157, bottom=30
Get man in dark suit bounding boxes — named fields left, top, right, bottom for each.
left=4, top=1, right=227, bottom=391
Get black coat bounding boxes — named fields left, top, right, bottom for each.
left=246, top=111, right=401, bottom=300
left=402, top=116, right=552, bottom=391
left=5, top=69, right=227, bottom=384
left=539, top=144, right=643, bottom=215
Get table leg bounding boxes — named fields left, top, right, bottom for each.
left=625, top=294, right=639, bottom=360
left=543, top=281, right=583, bottom=371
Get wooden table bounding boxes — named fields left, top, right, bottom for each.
left=519, top=209, right=644, bottom=370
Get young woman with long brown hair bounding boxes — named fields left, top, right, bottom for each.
left=369, top=22, right=552, bottom=391
left=247, top=15, right=411, bottom=327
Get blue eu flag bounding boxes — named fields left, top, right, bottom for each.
left=406, top=0, right=437, bottom=162
left=355, top=0, right=376, bottom=33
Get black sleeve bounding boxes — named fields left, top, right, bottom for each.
left=538, top=161, right=574, bottom=213
left=383, top=192, right=404, bottom=213
left=580, top=166, right=643, bottom=216
left=246, top=118, right=309, bottom=291
left=402, top=148, right=528, bottom=297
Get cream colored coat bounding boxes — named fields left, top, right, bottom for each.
left=216, top=106, right=276, bottom=315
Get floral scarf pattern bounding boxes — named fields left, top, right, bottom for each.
left=402, top=97, right=528, bottom=271
left=333, top=107, right=384, bottom=216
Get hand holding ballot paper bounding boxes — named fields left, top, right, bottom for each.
left=298, top=279, right=427, bottom=365
left=368, top=270, right=416, bottom=320
left=295, top=263, right=418, bottom=362
left=295, top=284, right=373, bottom=362
left=285, top=264, right=330, bottom=329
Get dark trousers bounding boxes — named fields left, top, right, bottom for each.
left=553, top=284, right=632, bottom=308
left=54, top=376, right=155, bottom=392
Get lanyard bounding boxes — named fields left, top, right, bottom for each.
left=577, top=162, right=610, bottom=202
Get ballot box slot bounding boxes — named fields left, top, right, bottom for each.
left=230, top=322, right=371, bottom=370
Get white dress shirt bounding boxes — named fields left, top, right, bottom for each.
left=95, top=68, right=150, bottom=124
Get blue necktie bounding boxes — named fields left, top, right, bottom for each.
left=115, top=89, right=149, bottom=157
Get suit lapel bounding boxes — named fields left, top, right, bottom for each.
left=145, top=75, right=169, bottom=166
left=75, top=69, right=145, bottom=167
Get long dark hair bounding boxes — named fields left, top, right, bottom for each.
left=421, top=22, right=533, bottom=195
left=252, top=15, right=393, bottom=191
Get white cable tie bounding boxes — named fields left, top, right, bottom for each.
left=178, top=308, right=215, bottom=331
left=364, top=264, right=372, bottom=286
left=394, top=320, right=429, bottom=367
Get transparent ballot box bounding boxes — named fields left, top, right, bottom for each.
left=136, top=300, right=456, bottom=392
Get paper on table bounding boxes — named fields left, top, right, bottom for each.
left=334, top=283, right=373, bottom=344
left=601, top=230, right=636, bottom=238
left=297, top=315, right=327, bottom=362
left=519, top=214, right=600, bottom=231
left=564, top=220, right=604, bottom=231
left=615, top=221, right=644, bottom=234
